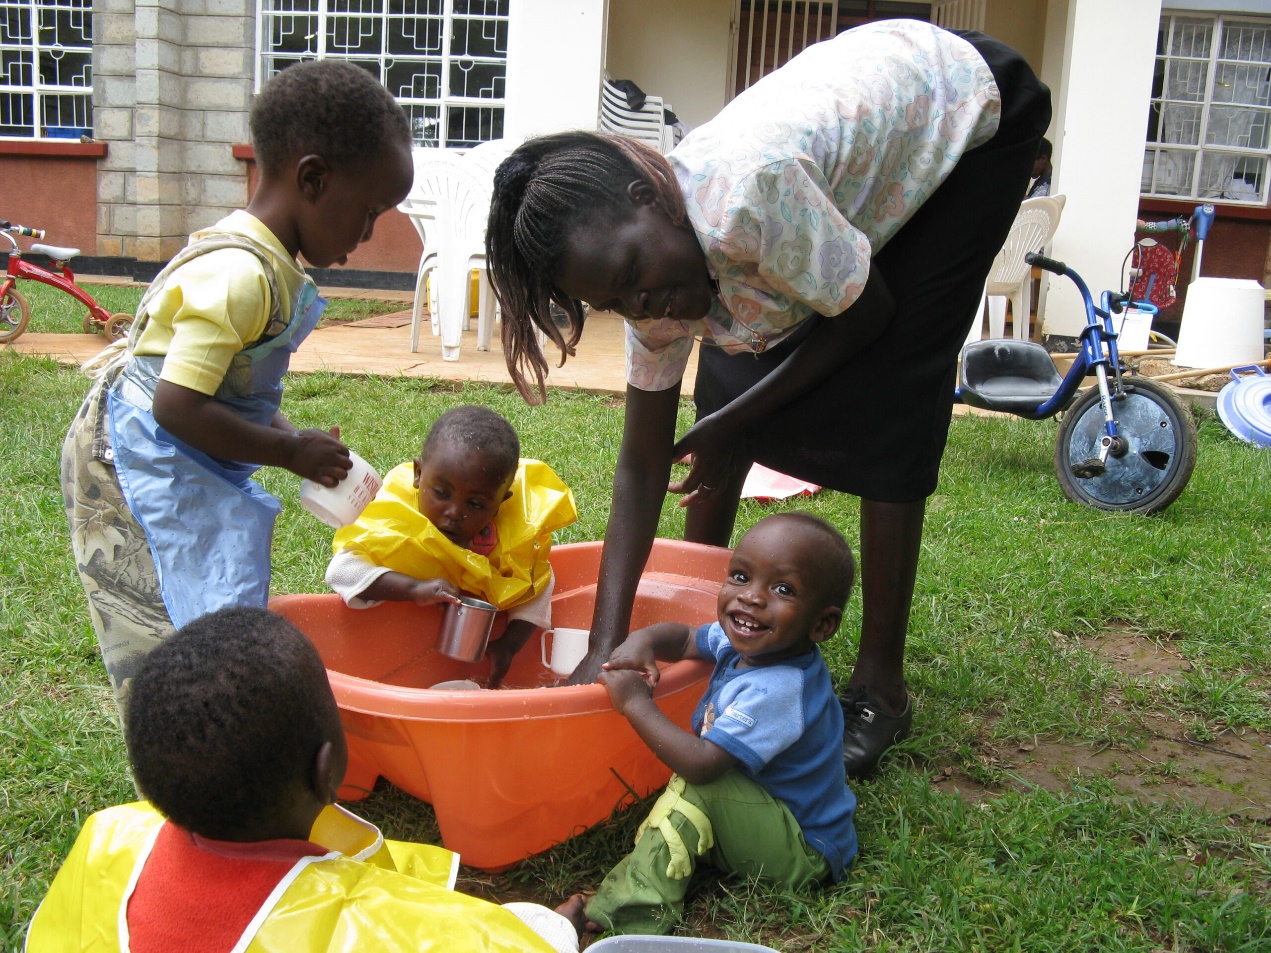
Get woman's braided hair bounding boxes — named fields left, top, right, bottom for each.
left=485, top=132, right=686, bottom=402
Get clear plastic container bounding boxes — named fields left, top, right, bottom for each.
left=588, top=936, right=781, bottom=952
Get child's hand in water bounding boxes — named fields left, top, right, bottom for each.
left=598, top=667, right=653, bottom=713
left=408, top=578, right=463, bottom=607
left=484, top=619, right=536, bottom=689
left=288, top=427, right=351, bottom=486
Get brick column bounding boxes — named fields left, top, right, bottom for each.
left=93, top=0, right=138, bottom=259
left=95, top=0, right=254, bottom=264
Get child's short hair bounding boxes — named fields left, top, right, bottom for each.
left=125, top=607, right=337, bottom=840
left=250, top=60, right=411, bottom=177
left=421, top=406, right=520, bottom=483
left=754, top=512, right=856, bottom=610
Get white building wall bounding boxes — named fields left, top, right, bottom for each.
left=503, top=0, right=607, bottom=141
left=1041, top=0, right=1164, bottom=336
left=604, top=0, right=733, bottom=131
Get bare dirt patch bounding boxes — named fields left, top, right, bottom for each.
left=936, top=627, right=1271, bottom=823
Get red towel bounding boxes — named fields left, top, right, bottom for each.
left=741, top=463, right=822, bottom=501
left=128, top=821, right=325, bottom=953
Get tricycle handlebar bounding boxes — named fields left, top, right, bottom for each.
left=0, top=220, right=45, bottom=239
left=1025, top=251, right=1066, bottom=275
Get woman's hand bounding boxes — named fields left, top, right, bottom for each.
left=587, top=384, right=681, bottom=663
left=669, top=412, right=737, bottom=507
left=565, top=648, right=608, bottom=686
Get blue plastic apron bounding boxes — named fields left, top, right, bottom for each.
left=105, top=238, right=326, bottom=628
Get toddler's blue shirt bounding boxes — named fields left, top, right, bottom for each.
left=692, top=622, right=858, bottom=879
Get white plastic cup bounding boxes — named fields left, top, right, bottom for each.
left=541, top=627, right=591, bottom=677
left=299, top=450, right=382, bottom=528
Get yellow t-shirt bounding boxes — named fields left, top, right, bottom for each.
left=133, top=210, right=309, bottom=396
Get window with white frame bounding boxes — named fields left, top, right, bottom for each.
left=1144, top=13, right=1271, bottom=205
left=257, top=0, right=508, bottom=150
left=0, top=0, right=92, bottom=139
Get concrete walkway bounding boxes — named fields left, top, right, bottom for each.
left=4, top=280, right=1215, bottom=411
left=5, top=281, right=669, bottom=397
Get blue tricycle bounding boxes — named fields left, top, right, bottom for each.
left=956, top=253, right=1198, bottom=514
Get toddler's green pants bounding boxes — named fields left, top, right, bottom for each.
left=585, top=769, right=829, bottom=935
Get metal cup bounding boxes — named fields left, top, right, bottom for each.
left=436, top=595, right=498, bottom=662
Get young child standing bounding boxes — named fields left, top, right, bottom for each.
left=60, top=61, right=414, bottom=706
left=326, top=406, right=577, bottom=687
left=587, top=512, right=859, bottom=934
left=27, top=606, right=587, bottom=952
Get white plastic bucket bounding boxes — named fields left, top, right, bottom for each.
left=1173, top=277, right=1266, bottom=369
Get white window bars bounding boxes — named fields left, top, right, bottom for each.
left=256, top=0, right=509, bottom=149
left=1144, top=13, right=1271, bottom=206
left=0, top=0, right=92, bottom=139
left=730, top=1, right=934, bottom=98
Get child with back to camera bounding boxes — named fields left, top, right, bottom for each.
left=26, top=606, right=589, bottom=952
left=326, top=406, right=577, bottom=687
left=585, top=512, right=859, bottom=934
left=61, top=61, right=415, bottom=710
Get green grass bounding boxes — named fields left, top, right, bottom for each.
left=7, top=277, right=402, bottom=336
left=2, top=349, right=1269, bottom=951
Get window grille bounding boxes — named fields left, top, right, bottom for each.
left=0, top=0, right=92, bottom=139
left=257, top=0, right=508, bottom=149
left=1144, top=13, right=1271, bottom=205
left=731, top=1, right=932, bottom=98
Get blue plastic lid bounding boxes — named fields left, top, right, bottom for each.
left=1217, top=365, right=1271, bottom=447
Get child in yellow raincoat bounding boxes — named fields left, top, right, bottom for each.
left=26, top=606, right=586, bottom=953
left=326, top=405, right=577, bottom=687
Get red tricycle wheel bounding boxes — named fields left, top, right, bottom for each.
left=84, top=312, right=99, bottom=334
left=105, top=313, right=132, bottom=342
left=0, top=287, right=32, bottom=343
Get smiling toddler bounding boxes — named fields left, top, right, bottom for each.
left=587, top=512, right=858, bottom=934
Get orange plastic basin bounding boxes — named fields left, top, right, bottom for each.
left=269, top=539, right=729, bottom=871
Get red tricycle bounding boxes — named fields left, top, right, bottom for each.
left=0, top=219, right=132, bottom=344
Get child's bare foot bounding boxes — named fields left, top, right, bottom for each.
left=554, top=893, right=600, bottom=938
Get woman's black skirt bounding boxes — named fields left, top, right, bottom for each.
left=694, top=31, right=1052, bottom=501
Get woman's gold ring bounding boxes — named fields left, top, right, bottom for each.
left=699, top=484, right=716, bottom=492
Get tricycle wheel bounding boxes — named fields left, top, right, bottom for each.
left=0, top=287, right=31, bottom=343
left=1054, top=377, right=1197, bottom=514
left=83, top=311, right=100, bottom=334
left=104, top=312, right=132, bottom=342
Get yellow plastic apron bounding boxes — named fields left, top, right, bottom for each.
left=331, top=459, right=577, bottom=610
left=26, top=802, right=555, bottom=952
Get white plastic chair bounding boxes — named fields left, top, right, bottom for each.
left=465, top=137, right=515, bottom=182
left=967, top=194, right=1066, bottom=343
left=599, top=79, right=677, bottom=154
left=400, top=148, right=502, bottom=360
left=397, top=192, right=439, bottom=352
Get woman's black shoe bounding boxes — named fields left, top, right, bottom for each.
left=840, top=688, right=913, bottom=779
